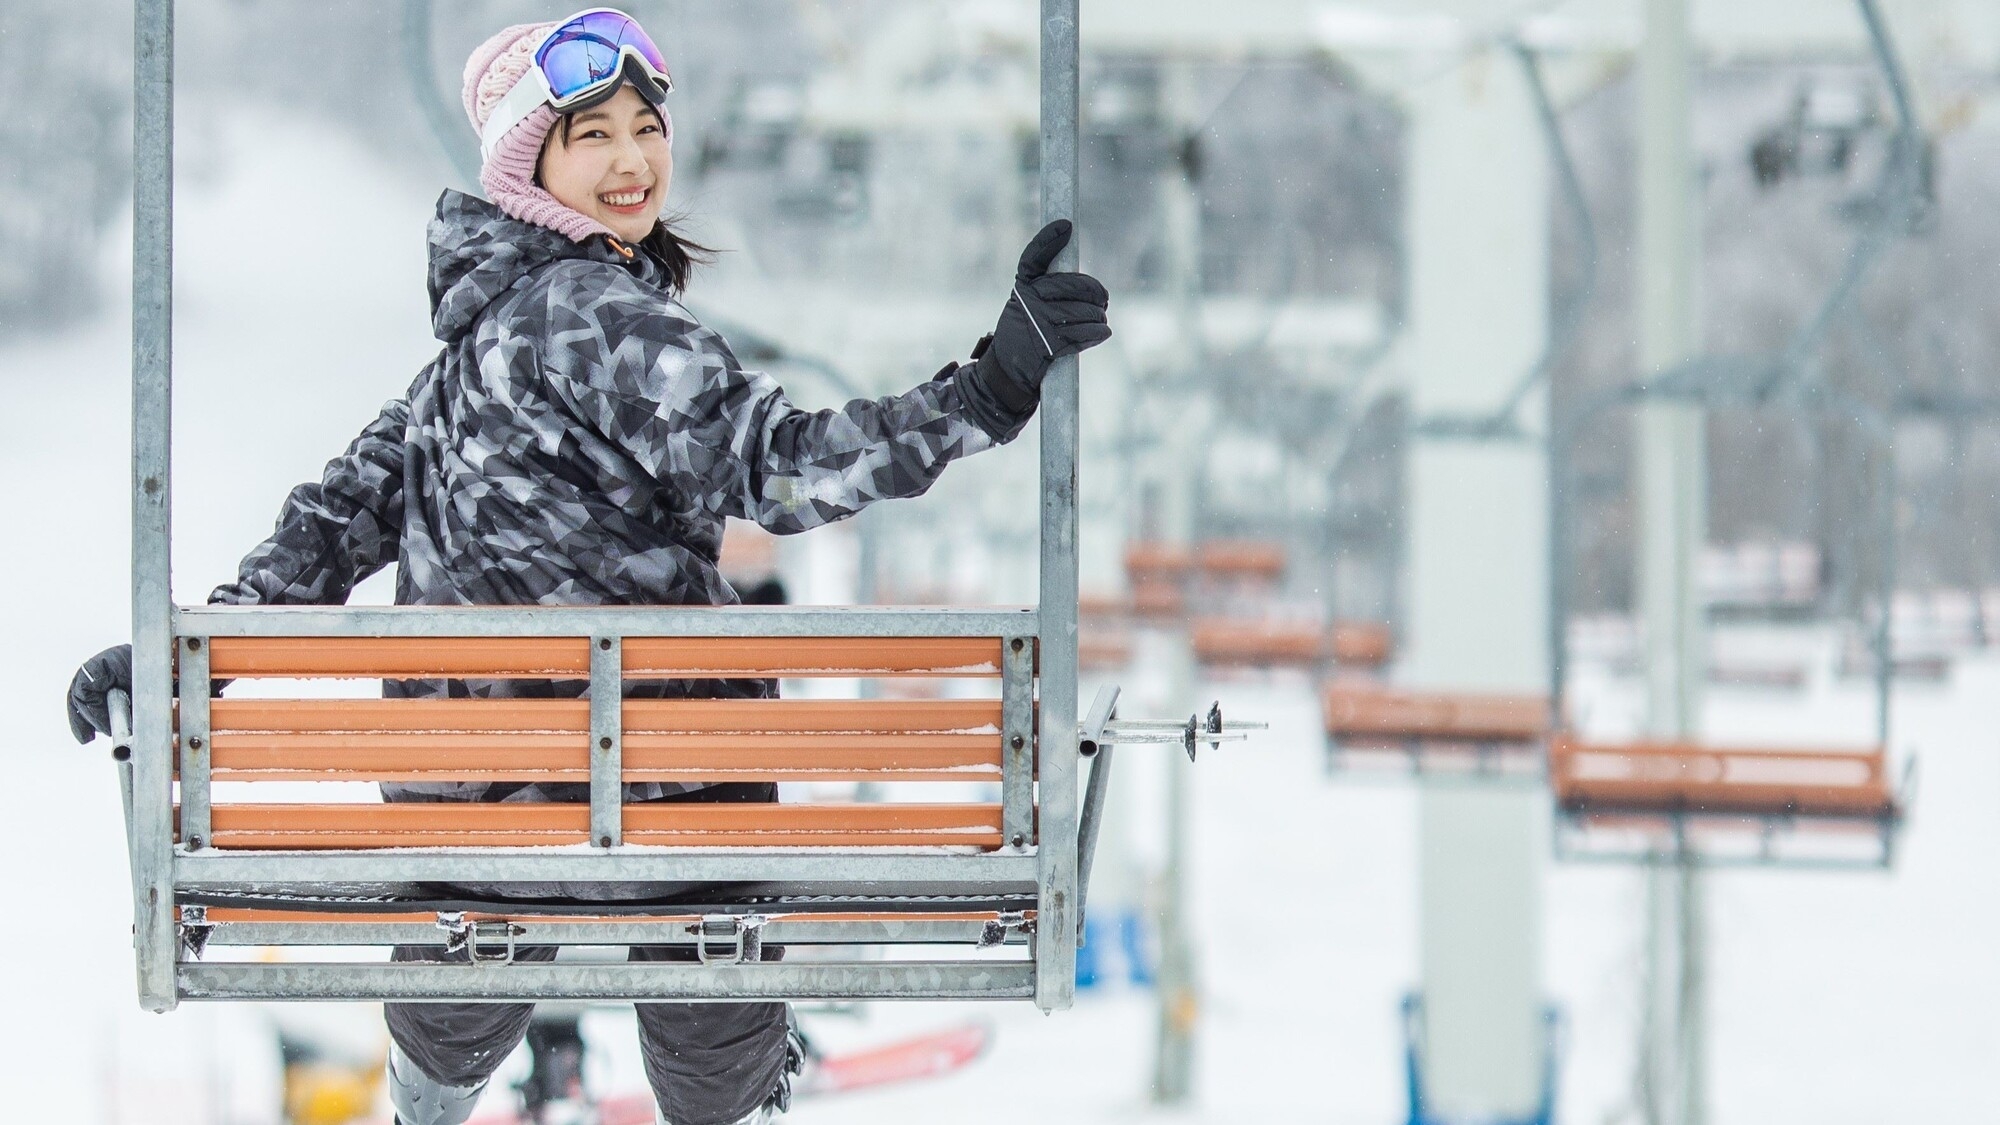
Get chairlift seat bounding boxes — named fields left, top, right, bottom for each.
left=1321, top=685, right=1549, bottom=775
left=1548, top=736, right=1906, bottom=866
left=117, top=608, right=1091, bottom=1007
left=1549, top=736, right=1898, bottom=820
left=1194, top=540, right=1287, bottom=581
left=1190, top=618, right=1325, bottom=668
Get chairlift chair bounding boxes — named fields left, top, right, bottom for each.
left=1547, top=381, right=1912, bottom=869
left=114, top=0, right=1255, bottom=1014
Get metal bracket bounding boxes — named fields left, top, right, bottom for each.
left=978, top=911, right=1034, bottom=949
left=1088, top=700, right=1263, bottom=762
left=688, top=914, right=767, bottom=965
left=437, top=912, right=525, bottom=963
left=178, top=904, right=213, bottom=961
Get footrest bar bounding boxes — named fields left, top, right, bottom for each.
left=177, top=960, right=1037, bottom=1002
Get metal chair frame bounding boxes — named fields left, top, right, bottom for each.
left=122, top=0, right=1087, bottom=1012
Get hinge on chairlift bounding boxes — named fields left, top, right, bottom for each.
left=978, top=911, right=1033, bottom=949
left=687, top=914, right=768, bottom=965
left=178, top=904, right=213, bottom=961
left=436, top=912, right=526, bottom=964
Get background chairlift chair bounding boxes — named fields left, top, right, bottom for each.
left=1546, top=380, right=1913, bottom=869
left=1321, top=685, right=1551, bottom=779
left=1081, top=538, right=1394, bottom=675
left=114, top=0, right=1253, bottom=1014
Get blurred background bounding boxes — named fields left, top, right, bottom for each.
left=2, top=0, right=1998, bottom=1122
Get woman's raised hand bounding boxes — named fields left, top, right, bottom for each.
left=956, top=220, right=1112, bottom=440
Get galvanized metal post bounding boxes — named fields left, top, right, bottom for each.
left=590, top=636, right=623, bottom=848
left=1000, top=635, right=1037, bottom=850
left=1152, top=638, right=1198, bottom=1104
left=177, top=637, right=211, bottom=850
left=1034, top=0, right=1082, bottom=1013
left=131, top=0, right=179, bottom=1013
left=1152, top=59, right=1204, bottom=1103
left=1636, top=0, right=1705, bottom=1120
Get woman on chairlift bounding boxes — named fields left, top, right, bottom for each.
left=64, top=8, right=1111, bottom=1124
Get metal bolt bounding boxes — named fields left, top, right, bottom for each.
left=598, top=836, right=612, bottom=848
left=599, top=737, right=613, bottom=750
left=1011, top=833, right=1026, bottom=848
left=1011, top=734, right=1025, bottom=749
left=599, top=638, right=612, bottom=650
left=188, top=736, right=202, bottom=751
left=186, top=637, right=201, bottom=651
left=1010, top=638, right=1024, bottom=653
left=188, top=836, right=203, bottom=850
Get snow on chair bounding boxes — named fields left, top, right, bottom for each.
left=109, top=0, right=1273, bottom=1014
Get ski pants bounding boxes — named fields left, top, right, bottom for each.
left=383, top=784, right=794, bottom=1125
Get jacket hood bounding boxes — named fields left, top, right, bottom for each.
left=426, top=190, right=646, bottom=342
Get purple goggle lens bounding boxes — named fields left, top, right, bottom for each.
left=536, top=8, right=672, bottom=104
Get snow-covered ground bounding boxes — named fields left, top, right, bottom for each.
left=4, top=107, right=1998, bottom=1124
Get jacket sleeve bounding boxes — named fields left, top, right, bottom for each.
left=208, top=395, right=410, bottom=605
left=543, top=286, right=1001, bottom=534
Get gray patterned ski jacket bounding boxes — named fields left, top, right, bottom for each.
left=210, top=191, right=1004, bottom=802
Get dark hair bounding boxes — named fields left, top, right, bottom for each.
left=636, top=218, right=716, bottom=296
left=538, top=107, right=718, bottom=296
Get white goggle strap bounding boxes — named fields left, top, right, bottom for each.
left=480, top=66, right=559, bottom=162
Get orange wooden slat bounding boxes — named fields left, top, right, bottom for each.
left=1196, top=540, right=1286, bottom=578
left=1322, top=686, right=1549, bottom=742
left=194, top=907, right=1030, bottom=925
left=1190, top=618, right=1324, bottom=667
left=1558, top=780, right=1892, bottom=818
left=624, top=802, right=1001, bottom=847
left=213, top=698, right=588, bottom=733
left=1124, top=542, right=1193, bottom=583
left=622, top=637, right=1003, bottom=677
left=1328, top=622, right=1394, bottom=668
left=1548, top=737, right=1894, bottom=819
left=209, top=735, right=585, bottom=780
left=1555, top=740, right=1872, bottom=762
left=206, top=636, right=1015, bottom=679
left=212, top=698, right=999, bottom=736
left=622, top=737, right=999, bottom=780
left=198, top=803, right=1003, bottom=849
left=624, top=699, right=1002, bottom=734
left=207, top=637, right=591, bottom=678
left=1130, top=582, right=1185, bottom=620
left=207, top=734, right=1000, bottom=782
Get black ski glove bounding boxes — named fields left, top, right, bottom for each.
left=957, top=219, right=1112, bottom=441
left=67, top=643, right=133, bottom=744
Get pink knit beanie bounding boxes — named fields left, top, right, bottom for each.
left=462, top=20, right=675, bottom=244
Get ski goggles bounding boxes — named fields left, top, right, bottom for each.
left=480, top=8, right=675, bottom=160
